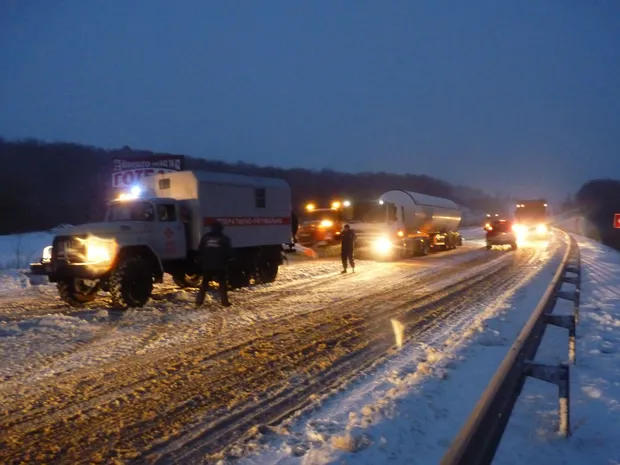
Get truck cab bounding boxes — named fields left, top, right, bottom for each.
left=514, top=200, right=549, bottom=239
left=296, top=201, right=350, bottom=247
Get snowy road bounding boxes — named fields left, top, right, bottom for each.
left=0, top=237, right=562, bottom=464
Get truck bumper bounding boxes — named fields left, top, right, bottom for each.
left=29, top=262, right=48, bottom=276
left=42, top=262, right=110, bottom=282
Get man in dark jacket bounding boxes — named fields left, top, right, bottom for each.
left=196, top=220, right=232, bottom=307
left=340, top=224, right=356, bottom=273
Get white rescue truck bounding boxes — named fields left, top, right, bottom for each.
left=37, top=171, right=292, bottom=308
left=348, top=190, right=462, bottom=259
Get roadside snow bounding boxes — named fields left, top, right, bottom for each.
left=238, top=237, right=563, bottom=464
left=493, top=234, right=620, bottom=465
left=0, top=231, right=53, bottom=270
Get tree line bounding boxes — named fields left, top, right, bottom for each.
left=558, top=179, right=620, bottom=251
left=0, top=137, right=506, bottom=235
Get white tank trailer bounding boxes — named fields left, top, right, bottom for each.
left=349, top=189, right=462, bottom=259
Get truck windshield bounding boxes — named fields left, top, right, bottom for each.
left=515, top=204, right=547, bottom=222
left=301, top=209, right=341, bottom=223
left=106, top=201, right=155, bottom=222
left=349, top=201, right=389, bottom=223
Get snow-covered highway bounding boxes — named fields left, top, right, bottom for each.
left=0, top=231, right=562, bottom=464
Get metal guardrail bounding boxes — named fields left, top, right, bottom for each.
left=441, top=231, right=581, bottom=465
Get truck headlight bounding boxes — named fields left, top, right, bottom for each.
left=373, top=237, right=393, bottom=254
left=536, top=224, right=548, bottom=234
left=42, top=245, right=52, bottom=262
left=78, top=236, right=117, bottom=264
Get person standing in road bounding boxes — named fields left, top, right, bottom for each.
left=340, top=224, right=356, bottom=273
left=196, top=220, right=232, bottom=307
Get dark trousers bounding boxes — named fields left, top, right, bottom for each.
left=341, top=250, right=355, bottom=270
left=196, top=270, right=229, bottom=306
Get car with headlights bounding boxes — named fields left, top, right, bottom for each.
left=486, top=219, right=518, bottom=250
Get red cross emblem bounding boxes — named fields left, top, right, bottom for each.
left=614, top=213, right=620, bottom=229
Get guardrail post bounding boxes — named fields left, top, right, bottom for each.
left=544, top=314, right=577, bottom=364
left=558, top=362, right=570, bottom=437
left=523, top=361, right=571, bottom=437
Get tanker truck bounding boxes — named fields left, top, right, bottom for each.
left=346, top=190, right=462, bottom=260
left=33, top=170, right=292, bottom=308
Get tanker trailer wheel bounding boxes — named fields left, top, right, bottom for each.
left=173, top=273, right=203, bottom=289
left=110, top=257, right=153, bottom=309
left=57, top=278, right=100, bottom=307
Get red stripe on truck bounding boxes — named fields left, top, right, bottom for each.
left=203, top=217, right=291, bottom=227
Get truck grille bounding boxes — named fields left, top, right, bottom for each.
left=53, top=235, right=87, bottom=264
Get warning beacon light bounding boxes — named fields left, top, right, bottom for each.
left=117, top=185, right=143, bottom=201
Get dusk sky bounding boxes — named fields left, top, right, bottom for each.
left=1, top=0, right=619, bottom=202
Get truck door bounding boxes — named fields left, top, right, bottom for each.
left=154, top=203, right=186, bottom=260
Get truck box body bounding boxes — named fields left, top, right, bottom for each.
left=143, top=171, right=292, bottom=250
left=379, top=190, right=462, bottom=233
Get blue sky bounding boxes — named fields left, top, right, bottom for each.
left=1, top=0, right=619, bottom=202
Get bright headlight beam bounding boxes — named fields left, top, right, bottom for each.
left=373, top=237, right=393, bottom=254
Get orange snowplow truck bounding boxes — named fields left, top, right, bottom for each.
left=296, top=200, right=351, bottom=247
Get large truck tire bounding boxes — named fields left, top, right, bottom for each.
left=510, top=242, right=518, bottom=251
left=229, top=268, right=251, bottom=289
left=257, top=261, right=279, bottom=283
left=57, top=278, right=99, bottom=307
left=173, top=273, right=203, bottom=289
left=110, top=257, right=153, bottom=309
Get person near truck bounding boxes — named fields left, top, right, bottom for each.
left=340, top=224, right=356, bottom=273
left=196, top=220, right=232, bottom=307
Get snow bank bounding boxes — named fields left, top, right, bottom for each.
left=0, top=231, right=53, bottom=270
left=494, top=234, right=620, bottom=465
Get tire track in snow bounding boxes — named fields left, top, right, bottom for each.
left=0, top=247, right=489, bottom=386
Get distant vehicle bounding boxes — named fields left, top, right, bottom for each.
left=513, top=199, right=549, bottom=238
left=346, top=190, right=462, bottom=260
left=31, top=170, right=292, bottom=308
left=296, top=200, right=350, bottom=247
left=484, top=213, right=501, bottom=230
left=485, top=218, right=518, bottom=251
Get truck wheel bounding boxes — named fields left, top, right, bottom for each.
left=57, top=278, right=100, bottom=307
left=229, top=269, right=250, bottom=289
left=257, top=260, right=279, bottom=284
left=422, top=242, right=430, bottom=256
left=173, top=273, right=203, bottom=289
left=109, top=257, right=153, bottom=309
left=510, top=242, right=518, bottom=251
left=486, top=244, right=492, bottom=250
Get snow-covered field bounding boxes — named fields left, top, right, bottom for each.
left=2, top=226, right=615, bottom=464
